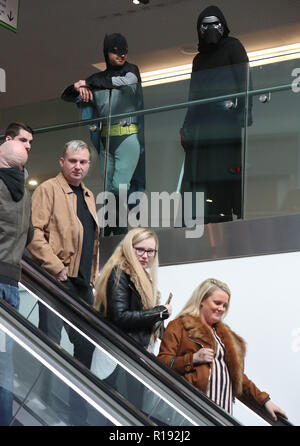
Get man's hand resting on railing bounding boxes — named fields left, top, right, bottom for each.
left=74, top=80, right=93, bottom=102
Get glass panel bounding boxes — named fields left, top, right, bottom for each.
left=142, top=76, right=191, bottom=108
left=0, top=79, right=107, bottom=132
left=18, top=283, right=197, bottom=426
left=3, top=56, right=300, bottom=231
left=99, top=63, right=248, bottom=235
left=244, top=58, right=300, bottom=219
left=19, top=284, right=74, bottom=356
left=11, top=62, right=248, bottom=238
left=0, top=98, right=78, bottom=137
left=0, top=324, right=113, bottom=426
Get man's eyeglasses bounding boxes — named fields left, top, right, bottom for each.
left=134, top=247, right=157, bottom=258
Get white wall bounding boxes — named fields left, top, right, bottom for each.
left=157, top=251, right=300, bottom=426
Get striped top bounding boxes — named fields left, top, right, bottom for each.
left=206, top=329, right=233, bottom=414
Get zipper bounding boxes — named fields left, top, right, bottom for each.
left=128, top=283, right=142, bottom=300
left=144, top=308, right=168, bottom=318
left=128, top=284, right=167, bottom=318
left=206, top=365, right=212, bottom=394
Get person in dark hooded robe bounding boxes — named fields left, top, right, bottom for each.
left=61, top=33, right=145, bottom=235
left=180, top=5, right=251, bottom=225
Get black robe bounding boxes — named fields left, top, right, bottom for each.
left=181, top=6, right=250, bottom=224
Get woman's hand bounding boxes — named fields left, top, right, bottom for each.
left=193, top=348, right=214, bottom=365
left=164, top=304, right=172, bottom=318
left=264, top=400, right=288, bottom=422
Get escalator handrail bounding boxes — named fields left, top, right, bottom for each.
left=236, top=395, right=294, bottom=427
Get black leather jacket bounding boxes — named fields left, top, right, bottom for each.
left=106, top=268, right=169, bottom=347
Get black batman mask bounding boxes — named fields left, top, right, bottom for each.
left=103, top=33, right=128, bottom=67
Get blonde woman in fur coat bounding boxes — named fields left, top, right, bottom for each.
left=158, top=278, right=287, bottom=422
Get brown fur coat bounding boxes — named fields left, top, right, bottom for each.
left=158, top=315, right=269, bottom=406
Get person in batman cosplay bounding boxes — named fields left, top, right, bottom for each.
left=180, top=6, right=251, bottom=225
left=61, top=33, right=145, bottom=235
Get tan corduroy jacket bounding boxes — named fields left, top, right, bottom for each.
left=28, top=172, right=99, bottom=284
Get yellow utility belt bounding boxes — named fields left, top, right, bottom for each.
left=101, top=124, right=138, bottom=137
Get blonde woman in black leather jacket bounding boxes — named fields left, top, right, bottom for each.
left=94, top=227, right=172, bottom=348
left=92, top=227, right=171, bottom=410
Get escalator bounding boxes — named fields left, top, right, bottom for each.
left=0, top=299, right=151, bottom=426
left=0, top=253, right=291, bottom=426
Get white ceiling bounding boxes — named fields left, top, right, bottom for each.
left=1, top=0, right=300, bottom=108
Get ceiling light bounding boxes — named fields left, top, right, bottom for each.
left=248, top=42, right=300, bottom=60
left=132, top=0, right=150, bottom=4
left=141, top=43, right=300, bottom=85
left=141, top=64, right=192, bottom=85
left=248, top=42, right=300, bottom=66
left=28, top=179, right=38, bottom=186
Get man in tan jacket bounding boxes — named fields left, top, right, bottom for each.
left=28, top=140, right=99, bottom=370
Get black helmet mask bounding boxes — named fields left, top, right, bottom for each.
left=200, top=15, right=224, bottom=45
left=197, top=6, right=230, bottom=50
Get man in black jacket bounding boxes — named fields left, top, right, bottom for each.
left=180, top=5, right=251, bottom=225
left=0, top=140, right=34, bottom=426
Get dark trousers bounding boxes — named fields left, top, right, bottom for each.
left=38, top=278, right=95, bottom=367
left=38, top=278, right=95, bottom=425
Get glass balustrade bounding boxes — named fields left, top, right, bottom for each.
left=244, top=57, right=300, bottom=219
left=1, top=55, right=299, bottom=233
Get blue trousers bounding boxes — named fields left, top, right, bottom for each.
left=100, top=134, right=140, bottom=195
left=0, top=284, right=20, bottom=426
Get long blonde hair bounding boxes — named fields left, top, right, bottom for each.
left=94, top=227, right=159, bottom=315
left=177, top=278, right=231, bottom=319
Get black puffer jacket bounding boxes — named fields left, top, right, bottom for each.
left=106, top=268, right=169, bottom=347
